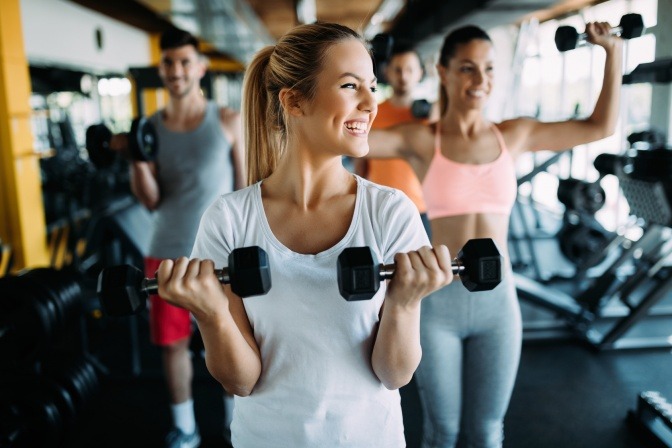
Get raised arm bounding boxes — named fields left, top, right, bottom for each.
left=367, top=122, right=430, bottom=161
left=511, top=22, right=624, bottom=155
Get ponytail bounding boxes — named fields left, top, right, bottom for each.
left=242, top=46, right=282, bottom=185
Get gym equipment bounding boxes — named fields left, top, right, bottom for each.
left=557, top=178, right=606, bottom=215
left=554, top=13, right=644, bottom=52
left=85, top=116, right=158, bottom=169
left=556, top=213, right=613, bottom=268
left=411, top=99, right=431, bottom=119
left=337, top=238, right=502, bottom=301
left=623, top=58, right=672, bottom=85
left=0, top=269, right=82, bottom=365
left=516, top=145, right=672, bottom=351
left=628, top=129, right=667, bottom=149
left=97, top=246, right=272, bottom=317
left=0, top=356, right=99, bottom=448
left=628, top=391, right=672, bottom=447
left=594, top=152, right=632, bottom=176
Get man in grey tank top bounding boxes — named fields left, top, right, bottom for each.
left=117, top=28, right=245, bottom=448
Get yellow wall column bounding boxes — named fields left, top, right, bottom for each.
left=0, top=0, right=49, bottom=269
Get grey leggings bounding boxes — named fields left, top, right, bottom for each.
left=415, top=269, right=521, bottom=448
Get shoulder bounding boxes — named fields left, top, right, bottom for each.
left=357, top=176, right=417, bottom=215
left=218, top=106, right=240, bottom=125
left=496, top=116, right=537, bottom=136
left=206, top=182, right=253, bottom=210
left=494, top=117, right=538, bottom=155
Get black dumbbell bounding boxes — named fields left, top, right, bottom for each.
left=85, top=116, right=158, bottom=169
left=337, top=238, right=503, bottom=301
left=97, top=246, right=272, bottom=317
left=411, top=99, right=432, bottom=119
left=554, top=13, right=644, bottom=52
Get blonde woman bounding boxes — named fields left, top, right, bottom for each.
left=155, top=22, right=453, bottom=447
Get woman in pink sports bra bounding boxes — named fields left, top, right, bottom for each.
left=367, top=23, right=622, bottom=448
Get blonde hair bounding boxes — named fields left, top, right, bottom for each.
left=242, top=23, right=365, bottom=185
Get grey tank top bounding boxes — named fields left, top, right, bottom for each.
left=147, top=101, right=234, bottom=258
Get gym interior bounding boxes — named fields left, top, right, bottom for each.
left=1, top=0, right=672, bottom=447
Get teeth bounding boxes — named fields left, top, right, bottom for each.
left=468, top=90, right=485, bottom=98
left=345, top=122, right=367, bottom=132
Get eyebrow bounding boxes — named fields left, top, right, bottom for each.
left=339, top=72, right=377, bottom=84
left=457, top=59, right=493, bottom=64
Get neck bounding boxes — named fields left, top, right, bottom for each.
left=442, top=107, right=488, bottom=137
left=388, top=92, right=414, bottom=108
left=263, top=144, right=354, bottom=210
left=165, top=92, right=207, bottom=119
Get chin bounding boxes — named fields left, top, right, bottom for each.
left=354, top=146, right=370, bottom=158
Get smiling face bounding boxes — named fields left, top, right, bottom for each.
left=158, top=44, right=206, bottom=99
left=438, top=38, right=495, bottom=111
left=291, top=39, right=378, bottom=159
left=385, top=51, right=423, bottom=97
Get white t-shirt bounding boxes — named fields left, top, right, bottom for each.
left=191, top=175, right=430, bottom=448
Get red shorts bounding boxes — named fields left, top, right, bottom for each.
left=145, top=257, right=193, bottom=346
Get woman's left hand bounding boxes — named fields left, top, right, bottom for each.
left=385, top=245, right=454, bottom=309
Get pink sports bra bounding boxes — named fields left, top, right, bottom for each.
left=422, top=124, right=518, bottom=220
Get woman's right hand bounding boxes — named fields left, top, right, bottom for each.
left=156, top=257, right=230, bottom=321
left=385, top=245, right=454, bottom=309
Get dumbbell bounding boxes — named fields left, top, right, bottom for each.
left=337, top=238, right=503, bottom=301
left=554, top=13, right=644, bottom=52
left=97, top=246, right=272, bottom=317
left=85, top=116, right=158, bottom=169
left=411, top=99, right=432, bottom=119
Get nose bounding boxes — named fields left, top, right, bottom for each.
left=473, top=68, right=486, bottom=86
left=359, top=88, right=377, bottom=114
left=167, top=62, right=183, bottom=77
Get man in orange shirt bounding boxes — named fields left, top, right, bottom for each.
left=358, top=42, right=433, bottom=236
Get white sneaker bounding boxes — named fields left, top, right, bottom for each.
left=165, top=427, right=201, bottom=448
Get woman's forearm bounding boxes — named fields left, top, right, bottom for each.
left=371, top=302, right=422, bottom=390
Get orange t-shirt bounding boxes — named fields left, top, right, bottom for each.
left=367, top=101, right=427, bottom=212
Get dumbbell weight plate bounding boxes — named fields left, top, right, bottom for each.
left=555, top=26, right=579, bottom=52
left=557, top=220, right=611, bottom=267
left=619, top=13, right=645, bottom=39
left=85, top=124, right=116, bottom=169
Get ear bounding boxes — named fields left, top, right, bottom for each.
left=196, top=57, right=208, bottom=79
left=279, top=88, right=304, bottom=117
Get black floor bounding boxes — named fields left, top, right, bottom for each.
left=58, top=210, right=672, bottom=448
left=57, top=305, right=672, bottom=448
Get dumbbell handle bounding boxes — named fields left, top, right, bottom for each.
left=575, top=25, right=623, bottom=42
left=378, top=259, right=465, bottom=280
left=142, top=268, right=230, bottom=295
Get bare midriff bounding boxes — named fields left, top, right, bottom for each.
left=429, top=213, right=510, bottom=265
